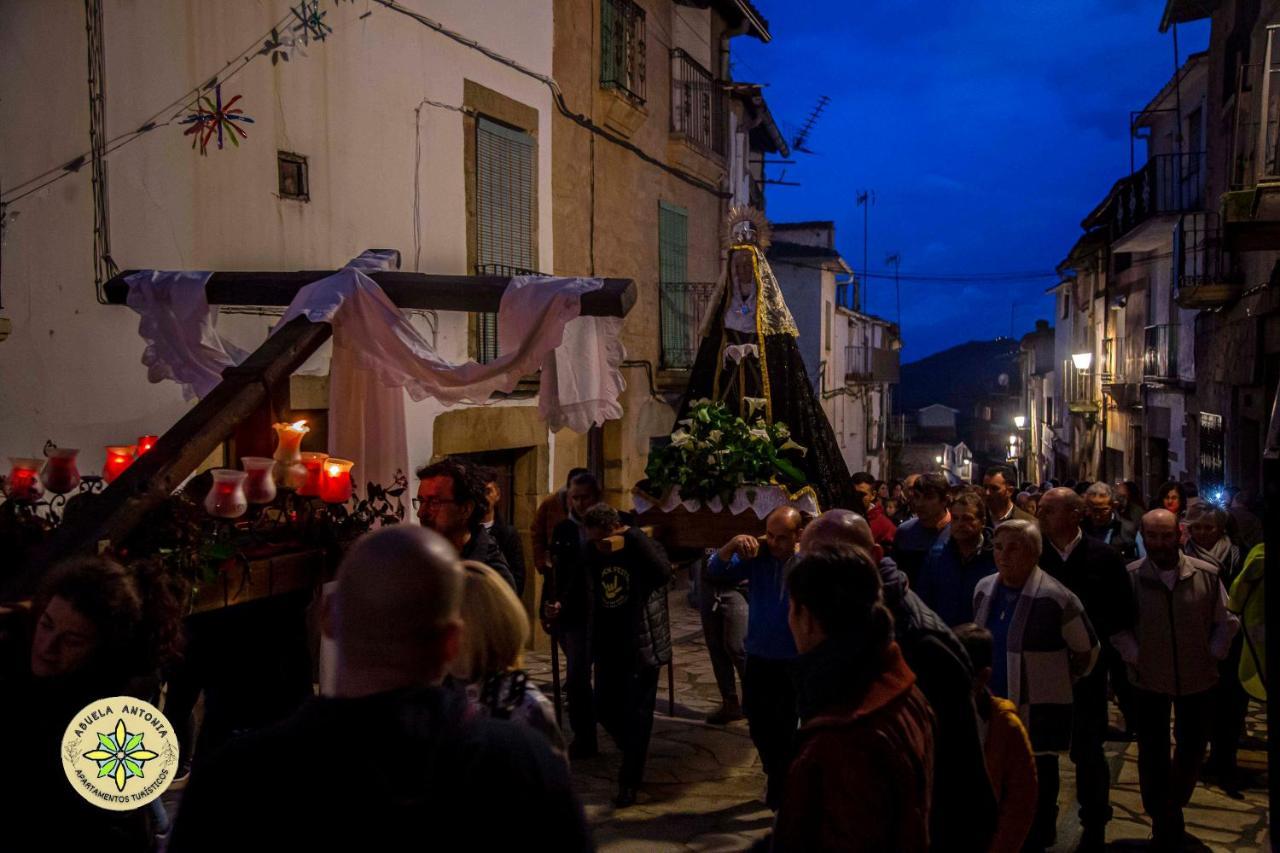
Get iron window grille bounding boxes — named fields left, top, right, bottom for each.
left=601, top=0, right=646, bottom=104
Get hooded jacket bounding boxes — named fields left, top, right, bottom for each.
left=774, top=642, right=934, bottom=852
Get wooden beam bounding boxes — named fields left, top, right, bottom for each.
left=103, top=271, right=637, bottom=318
left=5, top=317, right=333, bottom=598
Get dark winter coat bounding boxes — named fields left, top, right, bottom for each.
left=461, top=525, right=516, bottom=592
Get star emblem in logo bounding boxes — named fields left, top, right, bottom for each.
left=82, top=719, right=159, bottom=792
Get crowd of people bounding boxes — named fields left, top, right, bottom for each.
left=0, top=452, right=1267, bottom=852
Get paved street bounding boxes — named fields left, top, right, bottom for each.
left=525, top=583, right=1271, bottom=852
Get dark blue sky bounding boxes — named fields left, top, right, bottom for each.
left=735, top=1, right=1209, bottom=361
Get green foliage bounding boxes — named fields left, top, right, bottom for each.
left=643, top=399, right=808, bottom=504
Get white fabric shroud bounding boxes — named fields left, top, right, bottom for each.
left=126, top=259, right=626, bottom=491
left=125, top=270, right=248, bottom=400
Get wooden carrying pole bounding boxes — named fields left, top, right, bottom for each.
left=6, top=271, right=636, bottom=599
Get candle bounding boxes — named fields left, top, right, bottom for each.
left=298, top=452, right=329, bottom=497
left=240, top=456, right=277, bottom=504
left=204, top=469, right=249, bottom=519
left=319, top=458, right=354, bottom=504
left=136, top=435, right=159, bottom=455
left=5, top=458, right=44, bottom=501
left=271, top=420, right=309, bottom=489
left=103, top=445, right=137, bottom=484
left=40, top=448, right=81, bottom=494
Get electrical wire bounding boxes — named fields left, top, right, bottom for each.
left=373, top=0, right=729, bottom=199
left=2, top=7, right=301, bottom=206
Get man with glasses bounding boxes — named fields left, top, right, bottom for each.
left=416, top=458, right=515, bottom=591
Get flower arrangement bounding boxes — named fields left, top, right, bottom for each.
left=642, top=399, right=807, bottom=504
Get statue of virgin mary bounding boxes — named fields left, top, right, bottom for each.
left=676, top=207, right=856, bottom=511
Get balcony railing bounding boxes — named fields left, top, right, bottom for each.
left=475, top=263, right=544, bottom=364
left=1230, top=34, right=1280, bottom=189
left=886, top=414, right=911, bottom=445
left=1114, top=151, right=1206, bottom=237
left=1101, top=337, right=1119, bottom=383
left=1065, top=360, right=1098, bottom=413
left=670, top=49, right=726, bottom=158
left=1172, top=212, right=1242, bottom=308
left=659, top=280, right=716, bottom=369
left=1143, top=324, right=1180, bottom=383
left=601, top=0, right=646, bottom=104
left=845, top=345, right=900, bottom=384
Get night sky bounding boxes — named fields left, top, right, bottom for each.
left=734, top=1, right=1209, bottom=362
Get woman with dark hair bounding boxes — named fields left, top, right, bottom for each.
left=1152, top=480, right=1188, bottom=517
left=1, top=556, right=186, bottom=851
left=772, top=546, right=936, bottom=851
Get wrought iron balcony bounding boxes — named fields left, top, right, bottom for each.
left=659, top=280, right=716, bottom=370
left=1172, top=213, right=1243, bottom=308
left=845, top=345, right=900, bottom=384
left=670, top=49, right=726, bottom=158
left=1143, top=324, right=1180, bottom=383
left=1113, top=152, right=1206, bottom=240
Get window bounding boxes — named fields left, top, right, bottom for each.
left=601, top=0, right=646, bottom=104
left=670, top=49, right=726, bottom=157
left=658, top=201, right=702, bottom=369
left=277, top=151, right=309, bottom=201
left=475, top=117, right=536, bottom=363
left=1060, top=292, right=1069, bottom=319
left=824, top=301, right=832, bottom=350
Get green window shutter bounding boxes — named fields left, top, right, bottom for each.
left=658, top=201, right=692, bottom=368
left=476, top=117, right=536, bottom=362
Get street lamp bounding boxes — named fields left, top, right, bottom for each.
left=1013, top=414, right=1027, bottom=430
left=1072, top=351, right=1093, bottom=371
left=934, top=455, right=943, bottom=464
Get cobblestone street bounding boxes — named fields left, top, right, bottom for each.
left=525, top=584, right=1271, bottom=852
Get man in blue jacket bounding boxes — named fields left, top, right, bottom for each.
left=706, top=506, right=802, bottom=810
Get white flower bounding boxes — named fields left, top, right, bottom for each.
left=671, top=429, right=693, bottom=448
left=749, top=428, right=770, bottom=442
left=743, top=397, right=768, bottom=418
left=779, top=438, right=808, bottom=457
left=708, top=429, right=724, bottom=443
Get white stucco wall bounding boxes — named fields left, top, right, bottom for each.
left=0, top=0, right=555, bottom=477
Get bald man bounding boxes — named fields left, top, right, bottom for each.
left=171, top=527, right=590, bottom=852
left=1113, top=510, right=1239, bottom=849
left=707, top=506, right=803, bottom=809
left=1036, top=486, right=1136, bottom=847
left=802, top=509, right=998, bottom=853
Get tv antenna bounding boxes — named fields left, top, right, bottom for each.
left=791, top=95, right=830, bottom=154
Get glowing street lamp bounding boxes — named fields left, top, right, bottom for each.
left=1072, top=351, right=1093, bottom=371
left=1013, top=414, right=1027, bottom=430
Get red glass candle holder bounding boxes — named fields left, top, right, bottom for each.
left=136, top=435, right=159, bottom=455
left=298, top=452, right=329, bottom=497
left=241, top=456, right=277, bottom=504
left=319, top=458, right=354, bottom=504
left=5, top=458, right=44, bottom=501
left=40, top=448, right=81, bottom=494
left=103, top=445, right=137, bottom=484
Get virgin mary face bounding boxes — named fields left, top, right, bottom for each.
left=730, top=251, right=754, bottom=297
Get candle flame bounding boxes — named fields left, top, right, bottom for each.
left=327, top=464, right=341, bottom=477
left=290, top=420, right=308, bottom=431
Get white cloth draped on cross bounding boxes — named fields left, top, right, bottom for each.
left=125, top=253, right=626, bottom=488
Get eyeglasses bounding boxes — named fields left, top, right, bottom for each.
left=412, top=497, right=458, bottom=511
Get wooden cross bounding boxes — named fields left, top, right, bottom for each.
left=9, top=253, right=634, bottom=596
